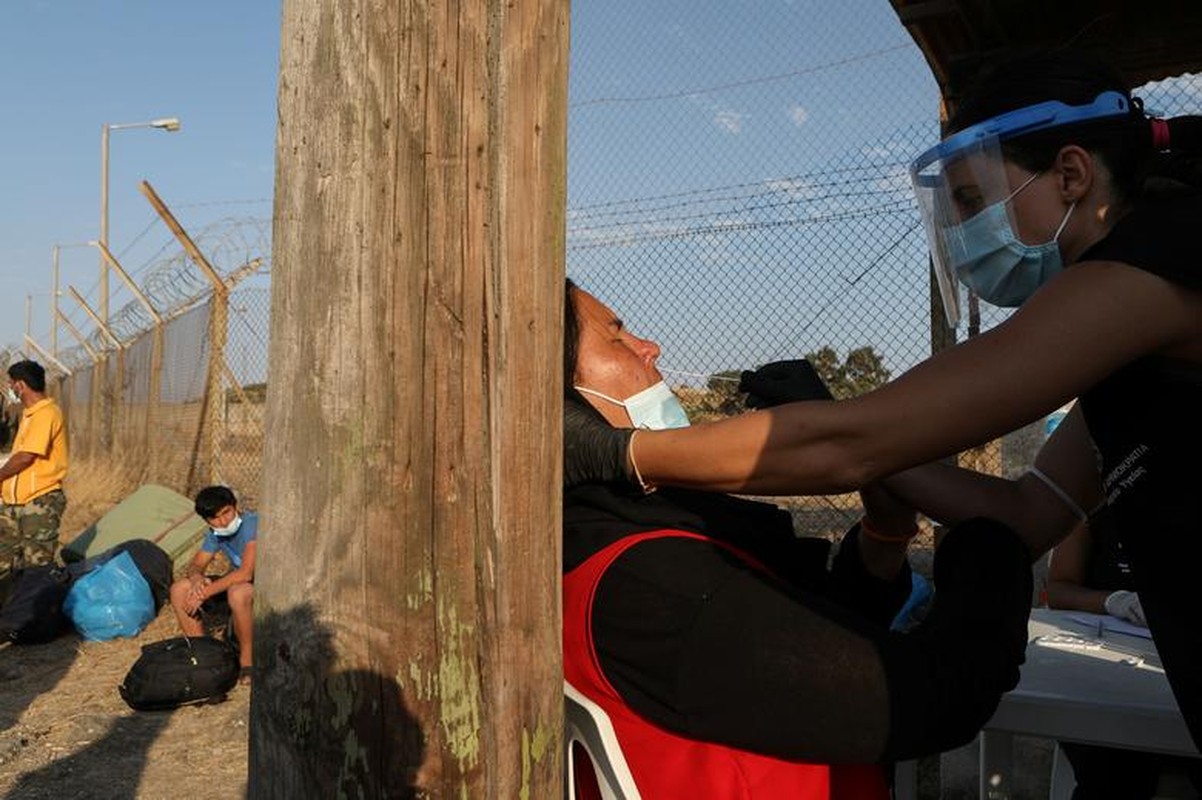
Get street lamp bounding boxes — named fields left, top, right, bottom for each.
left=99, top=117, right=181, bottom=324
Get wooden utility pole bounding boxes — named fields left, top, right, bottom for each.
left=251, top=2, right=569, bottom=797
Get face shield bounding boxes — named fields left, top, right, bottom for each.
left=909, top=91, right=1131, bottom=327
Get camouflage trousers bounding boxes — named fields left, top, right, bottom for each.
left=0, top=489, right=67, bottom=603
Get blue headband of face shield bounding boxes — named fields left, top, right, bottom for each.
left=908, top=90, right=1134, bottom=327
left=910, top=91, right=1132, bottom=181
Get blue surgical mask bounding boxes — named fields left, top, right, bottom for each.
left=212, top=514, right=243, bottom=537
left=951, top=172, right=1075, bottom=307
left=574, top=381, right=691, bottom=430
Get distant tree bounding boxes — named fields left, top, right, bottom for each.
left=805, top=347, right=842, bottom=394
left=705, top=370, right=743, bottom=414
left=841, top=347, right=891, bottom=397
left=803, top=345, right=891, bottom=399
left=676, top=351, right=890, bottom=422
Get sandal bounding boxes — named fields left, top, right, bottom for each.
left=238, top=666, right=253, bottom=686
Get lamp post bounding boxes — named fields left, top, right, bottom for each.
left=99, top=117, right=181, bottom=324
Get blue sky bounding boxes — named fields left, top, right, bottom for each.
left=566, top=1, right=942, bottom=380
left=0, top=0, right=947, bottom=377
left=0, top=1, right=281, bottom=352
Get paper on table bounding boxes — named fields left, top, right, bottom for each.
left=1067, top=611, right=1154, bottom=640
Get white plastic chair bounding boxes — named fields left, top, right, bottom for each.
left=1049, top=743, right=1076, bottom=800
left=564, top=680, right=642, bottom=800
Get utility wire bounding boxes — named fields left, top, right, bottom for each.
left=571, top=43, right=912, bottom=109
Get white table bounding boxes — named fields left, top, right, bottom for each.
left=978, top=608, right=1199, bottom=799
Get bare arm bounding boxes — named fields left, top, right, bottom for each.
left=0, top=452, right=36, bottom=483
left=203, top=541, right=256, bottom=597
left=182, top=550, right=216, bottom=614
left=184, top=549, right=214, bottom=581
left=632, top=261, right=1198, bottom=501
left=1046, top=520, right=1109, bottom=613
left=857, top=482, right=918, bottom=582
left=879, top=405, right=1103, bottom=558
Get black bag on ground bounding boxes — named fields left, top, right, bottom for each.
left=68, top=539, right=173, bottom=612
left=0, top=564, right=74, bottom=645
left=119, top=635, right=240, bottom=711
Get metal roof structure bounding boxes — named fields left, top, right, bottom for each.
left=889, top=0, right=1202, bottom=104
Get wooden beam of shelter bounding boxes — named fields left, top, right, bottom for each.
left=138, top=180, right=226, bottom=293
left=91, top=241, right=163, bottom=324
left=55, top=310, right=98, bottom=360
left=67, top=286, right=122, bottom=349
left=889, top=0, right=1202, bottom=104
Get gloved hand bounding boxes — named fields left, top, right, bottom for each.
left=738, top=359, right=833, bottom=409
left=1104, top=590, right=1147, bottom=626
left=564, top=398, right=635, bottom=488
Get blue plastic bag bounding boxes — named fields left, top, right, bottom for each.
left=63, top=550, right=156, bottom=641
left=890, top=572, right=934, bottom=632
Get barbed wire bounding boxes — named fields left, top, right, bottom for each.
left=49, top=216, right=272, bottom=365
left=568, top=163, right=909, bottom=223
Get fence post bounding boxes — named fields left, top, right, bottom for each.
left=138, top=179, right=231, bottom=490
left=204, top=292, right=230, bottom=485
left=147, top=324, right=164, bottom=481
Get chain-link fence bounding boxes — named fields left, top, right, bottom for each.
left=5, top=11, right=1200, bottom=537
left=47, top=281, right=270, bottom=511
left=4, top=194, right=272, bottom=516
left=564, top=5, right=1202, bottom=536
left=213, top=286, right=271, bottom=507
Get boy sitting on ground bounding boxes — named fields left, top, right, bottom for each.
left=170, top=485, right=256, bottom=684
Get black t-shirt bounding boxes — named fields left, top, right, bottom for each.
left=1077, top=189, right=1202, bottom=745
left=565, top=484, right=912, bottom=761
left=1083, top=505, right=1135, bottom=591
left=565, top=484, right=1036, bottom=763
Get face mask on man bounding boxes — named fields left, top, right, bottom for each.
left=952, top=172, right=1076, bottom=307
left=574, top=381, right=691, bottom=430
left=212, top=514, right=243, bottom=537
left=3, top=387, right=18, bottom=405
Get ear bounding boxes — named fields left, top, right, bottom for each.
left=1051, top=145, right=1094, bottom=203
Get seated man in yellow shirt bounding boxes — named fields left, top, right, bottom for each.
left=0, top=360, right=69, bottom=604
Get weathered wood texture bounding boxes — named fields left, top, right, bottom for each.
left=252, top=1, right=568, bottom=797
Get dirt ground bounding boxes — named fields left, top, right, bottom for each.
left=0, top=476, right=247, bottom=800
left=0, top=611, right=248, bottom=800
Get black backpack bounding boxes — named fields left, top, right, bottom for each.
left=0, top=564, right=74, bottom=644
left=118, top=636, right=240, bottom=711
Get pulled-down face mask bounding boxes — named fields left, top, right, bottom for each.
left=212, top=514, right=243, bottom=537
left=574, top=381, right=691, bottom=430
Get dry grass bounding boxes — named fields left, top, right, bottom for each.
left=59, top=459, right=144, bottom=541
